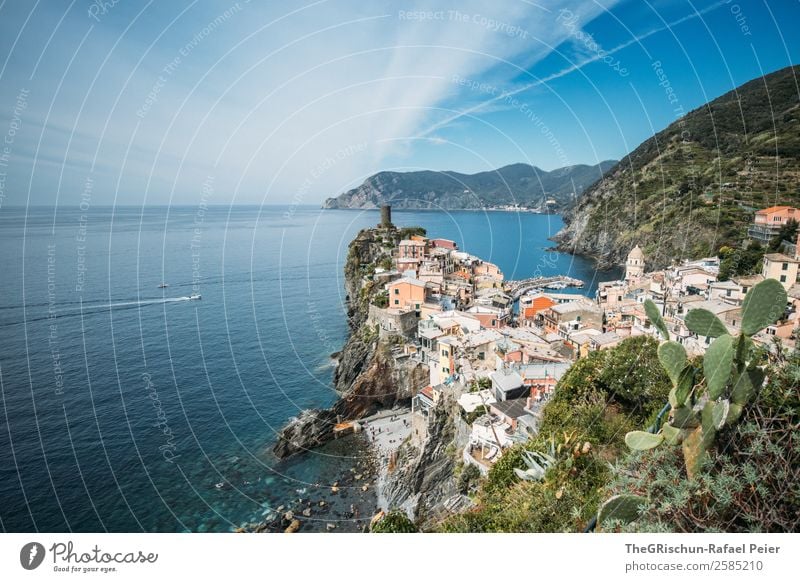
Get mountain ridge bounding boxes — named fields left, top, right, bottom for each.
left=323, top=160, right=617, bottom=211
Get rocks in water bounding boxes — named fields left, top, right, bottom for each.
left=283, top=511, right=294, bottom=521
left=302, top=507, right=312, bottom=517
left=326, top=523, right=336, bottom=531
left=319, top=500, right=327, bottom=507
left=331, top=486, right=340, bottom=494
left=285, top=519, right=301, bottom=533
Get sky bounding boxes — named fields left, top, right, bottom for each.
left=0, top=0, right=797, bottom=206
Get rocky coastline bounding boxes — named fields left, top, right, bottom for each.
left=267, top=222, right=481, bottom=530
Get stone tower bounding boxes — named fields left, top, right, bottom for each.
left=625, top=245, right=645, bottom=281
left=380, top=205, right=392, bottom=228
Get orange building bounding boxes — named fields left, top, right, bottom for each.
left=387, top=278, right=428, bottom=310
left=519, top=294, right=556, bottom=320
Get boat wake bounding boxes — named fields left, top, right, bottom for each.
left=0, top=295, right=197, bottom=328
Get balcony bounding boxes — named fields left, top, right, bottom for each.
left=748, top=223, right=781, bottom=242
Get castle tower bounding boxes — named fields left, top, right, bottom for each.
left=625, top=245, right=645, bottom=281
left=380, top=205, right=392, bottom=228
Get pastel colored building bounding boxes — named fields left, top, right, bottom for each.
left=430, top=238, right=457, bottom=250
left=625, top=245, right=645, bottom=281
left=473, top=261, right=504, bottom=281
left=762, top=253, right=799, bottom=290
left=398, top=239, right=427, bottom=259
left=466, top=305, right=510, bottom=329
left=748, top=206, right=799, bottom=242
left=520, top=294, right=556, bottom=321
left=387, top=277, right=428, bottom=310
left=436, top=336, right=458, bottom=382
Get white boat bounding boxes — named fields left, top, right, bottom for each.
left=189, top=293, right=202, bottom=300
left=158, top=283, right=169, bottom=288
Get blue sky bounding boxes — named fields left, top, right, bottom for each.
left=0, top=0, right=797, bottom=206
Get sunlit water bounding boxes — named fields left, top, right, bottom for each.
left=0, top=205, right=618, bottom=532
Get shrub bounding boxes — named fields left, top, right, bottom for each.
left=458, top=464, right=482, bottom=495
left=371, top=510, right=418, bottom=533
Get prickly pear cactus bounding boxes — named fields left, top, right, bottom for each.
left=626, top=279, right=787, bottom=479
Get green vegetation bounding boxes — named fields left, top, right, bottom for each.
left=370, top=511, right=418, bottom=533
left=563, top=65, right=800, bottom=269
left=605, top=347, right=799, bottom=532
left=436, top=283, right=796, bottom=532
left=457, top=464, right=482, bottom=495
left=325, top=162, right=616, bottom=211
left=397, top=226, right=427, bottom=240
left=768, top=218, right=798, bottom=252
left=372, top=291, right=389, bottom=308
left=463, top=405, right=489, bottom=425
left=437, top=336, right=671, bottom=532
left=595, top=279, right=790, bottom=530
left=717, top=242, right=765, bottom=281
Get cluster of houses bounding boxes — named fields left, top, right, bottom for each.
left=365, top=206, right=800, bottom=475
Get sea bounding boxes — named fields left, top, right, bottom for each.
left=0, top=205, right=620, bottom=532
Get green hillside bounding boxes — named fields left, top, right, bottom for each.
left=323, top=161, right=616, bottom=210
left=556, top=65, right=800, bottom=268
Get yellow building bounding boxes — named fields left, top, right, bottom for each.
left=761, top=253, right=799, bottom=290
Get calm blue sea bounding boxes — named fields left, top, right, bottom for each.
left=0, top=205, right=618, bottom=532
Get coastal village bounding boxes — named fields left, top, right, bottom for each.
left=360, top=204, right=800, bottom=482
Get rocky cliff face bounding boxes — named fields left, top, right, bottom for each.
left=381, top=396, right=472, bottom=524
left=273, top=226, right=428, bottom=459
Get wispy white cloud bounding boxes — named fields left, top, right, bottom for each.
left=415, top=0, right=728, bottom=142
left=0, top=0, right=633, bottom=205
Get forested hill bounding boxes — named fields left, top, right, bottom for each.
left=555, top=65, right=800, bottom=269
left=322, top=161, right=616, bottom=211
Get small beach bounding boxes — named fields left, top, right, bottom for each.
left=361, top=408, right=414, bottom=512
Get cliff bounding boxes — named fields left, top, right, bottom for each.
left=273, top=225, right=428, bottom=459
left=555, top=65, right=800, bottom=270
left=323, top=162, right=616, bottom=211
left=381, top=395, right=473, bottom=525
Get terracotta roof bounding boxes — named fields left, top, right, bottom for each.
left=756, top=205, right=796, bottom=214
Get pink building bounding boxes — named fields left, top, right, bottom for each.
left=430, top=238, right=457, bottom=250
left=398, top=239, right=427, bottom=259
left=749, top=206, right=799, bottom=242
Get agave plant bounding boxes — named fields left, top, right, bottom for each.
left=513, top=431, right=584, bottom=481
left=626, top=278, right=787, bottom=479
left=513, top=449, right=557, bottom=482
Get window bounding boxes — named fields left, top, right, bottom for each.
left=394, top=288, right=399, bottom=294
left=782, top=263, right=789, bottom=271
left=394, top=299, right=399, bottom=305
left=780, top=275, right=787, bottom=283
left=726, top=289, right=731, bottom=297
left=441, top=350, right=448, bottom=356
